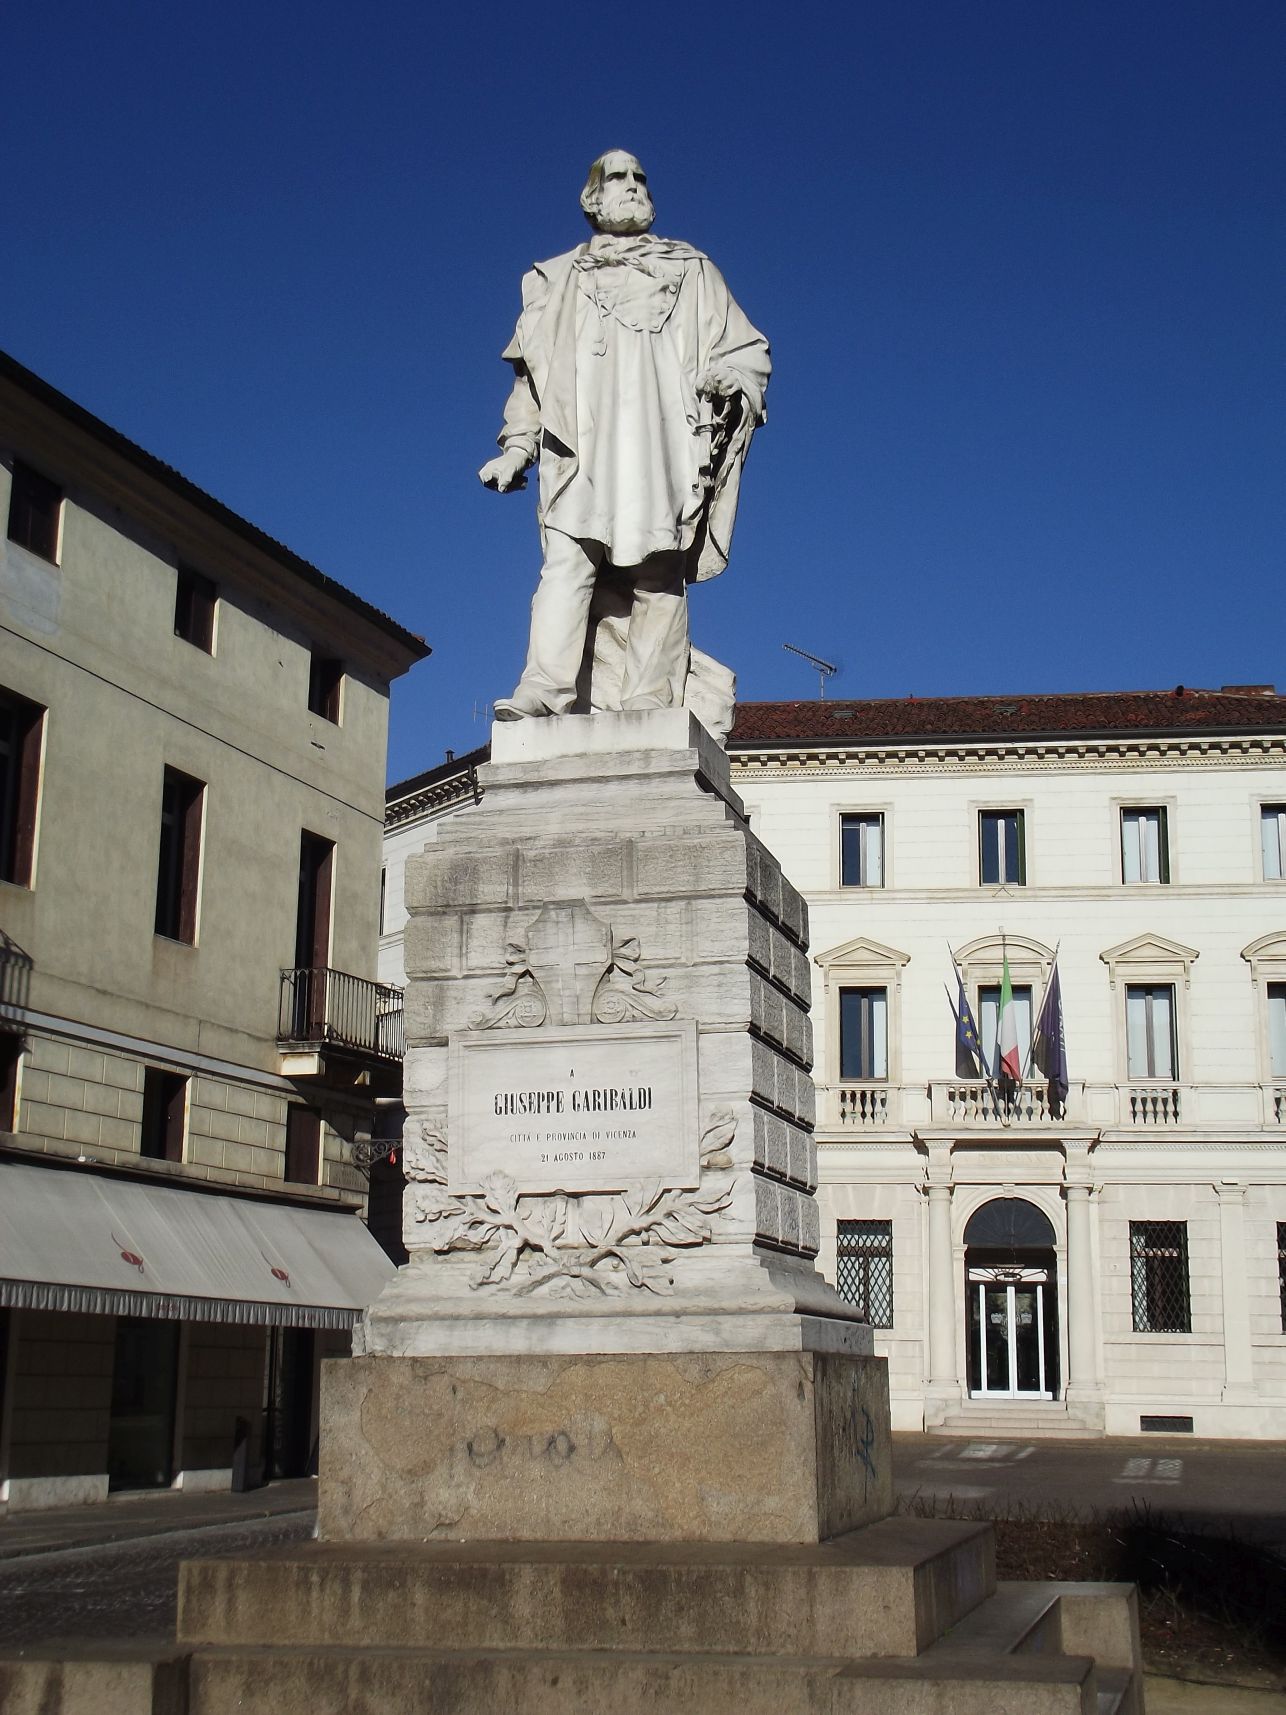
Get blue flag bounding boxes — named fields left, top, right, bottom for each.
left=953, top=972, right=987, bottom=1079
left=1033, top=961, right=1069, bottom=1111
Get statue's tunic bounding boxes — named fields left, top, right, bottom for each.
left=497, top=233, right=770, bottom=580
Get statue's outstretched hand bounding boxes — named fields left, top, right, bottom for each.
left=696, top=364, right=743, bottom=404
left=478, top=448, right=529, bottom=492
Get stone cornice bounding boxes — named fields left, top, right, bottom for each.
left=386, top=771, right=479, bottom=829
left=730, top=732, right=1286, bottom=777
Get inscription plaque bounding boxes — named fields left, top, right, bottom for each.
left=448, top=1021, right=699, bottom=1195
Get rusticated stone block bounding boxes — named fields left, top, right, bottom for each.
left=635, top=834, right=748, bottom=898
left=406, top=848, right=512, bottom=910
left=518, top=843, right=626, bottom=902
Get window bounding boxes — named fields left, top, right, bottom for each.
left=839, top=813, right=884, bottom=887
left=1130, top=1221, right=1191, bottom=1332
left=308, top=654, right=343, bottom=723
left=285, top=1105, right=322, bottom=1184
left=154, top=768, right=204, bottom=943
left=174, top=568, right=216, bottom=652
left=379, top=866, right=387, bottom=935
left=1268, top=984, right=1286, bottom=1080
left=1262, top=806, right=1286, bottom=881
left=0, top=1032, right=20, bottom=1131
left=839, top=987, right=887, bottom=1080
left=836, top=1220, right=893, bottom=1327
left=1125, top=983, right=1178, bottom=1079
left=979, top=810, right=1025, bottom=885
left=979, top=984, right=1032, bottom=1079
left=0, top=689, right=43, bottom=887
left=140, top=1068, right=187, bottom=1161
left=1278, top=1223, right=1286, bottom=1334
left=1121, top=807, right=1170, bottom=884
left=6, top=462, right=61, bottom=563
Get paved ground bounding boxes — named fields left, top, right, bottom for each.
left=0, top=1457, right=1281, bottom=1712
left=892, top=1432, right=1286, bottom=1552
left=0, top=1480, right=316, bottom=1649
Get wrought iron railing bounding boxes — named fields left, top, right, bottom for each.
left=277, top=967, right=405, bottom=1062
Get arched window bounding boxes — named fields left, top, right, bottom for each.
left=964, top=1196, right=1056, bottom=1250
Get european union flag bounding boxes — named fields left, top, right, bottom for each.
left=954, top=975, right=988, bottom=1079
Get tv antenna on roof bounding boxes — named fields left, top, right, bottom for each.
left=783, top=643, right=839, bottom=700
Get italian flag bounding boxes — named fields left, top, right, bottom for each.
left=997, top=954, right=1023, bottom=1081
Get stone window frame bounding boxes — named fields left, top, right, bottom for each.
left=1256, top=800, right=1286, bottom=885
left=1240, top=932, right=1286, bottom=1093
left=1112, top=795, right=1177, bottom=886
left=1100, top=934, right=1198, bottom=1086
left=972, top=799, right=1033, bottom=890
left=831, top=800, right=892, bottom=891
left=955, top=933, right=1054, bottom=1079
left=814, top=935, right=909, bottom=1088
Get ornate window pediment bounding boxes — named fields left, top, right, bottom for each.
left=954, top=933, right=1053, bottom=990
left=1100, top=933, right=1199, bottom=989
left=815, top=935, right=910, bottom=993
left=1241, top=931, right=1286, bottom=985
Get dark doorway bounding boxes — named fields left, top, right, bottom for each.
left=107, top=1318, right=180, bottom=1490
left=264, top=1327, right=316, bottom=1479
left=293, top=833, right=334, bottom=1038
left=964, top=1197, right=1060, bottom=1400
left=295, top=832, right=333, bottom=971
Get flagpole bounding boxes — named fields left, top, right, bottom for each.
left=947, top=944, right=989, bottom=1085
left=1021, top=946, right=1063, bottom=1077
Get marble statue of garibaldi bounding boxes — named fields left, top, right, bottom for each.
left=479, top=150, right=771, bottom=739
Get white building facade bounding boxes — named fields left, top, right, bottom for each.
left=731, top=690, right=1286, bottom=1439
left=382, top=689, right=1286, bottom=1440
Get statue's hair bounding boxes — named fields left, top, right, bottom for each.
left=580, top=150, right=640, bottom=225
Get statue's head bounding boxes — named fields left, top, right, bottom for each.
left=580, top=150, right=655, bottom=235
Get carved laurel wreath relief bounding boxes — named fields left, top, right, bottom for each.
left=406, top=900, right=737, bottom=1296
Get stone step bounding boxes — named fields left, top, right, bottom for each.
left=184, top=1642, right=1107, bottom=1715
left=178, top=1516, right=994, bottom=1661
left=923, top=1577, right=1144, bottom=1715
left=933, top=1409, right=1102, bottom=1439
left=0, top=1643, right=187, bottom=1715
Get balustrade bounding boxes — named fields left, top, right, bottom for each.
left=1125, top=1084, right=1182, bottom=1125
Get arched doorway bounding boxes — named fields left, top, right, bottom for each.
left=964, top=1197, right=1060, bottom=1401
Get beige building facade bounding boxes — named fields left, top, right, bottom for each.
left=0, top=350, right=426, bottom=1506
left=383, top=689, right=1286, bottom=1439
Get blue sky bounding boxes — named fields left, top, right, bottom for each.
left=4, top=2, right=1283, bottom=782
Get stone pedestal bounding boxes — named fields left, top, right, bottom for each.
left=162, top=711, right=1143, bottom=1714
left=320, top=1348, right=891, bottom=1544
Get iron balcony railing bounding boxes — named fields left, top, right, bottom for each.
left=278, top=967, right=405, bottom=1062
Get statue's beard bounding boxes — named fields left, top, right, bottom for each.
left=593, top=187, right=655, bottom=235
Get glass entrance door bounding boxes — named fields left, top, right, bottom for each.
left=968, top=1268, right=1052, bottom=1399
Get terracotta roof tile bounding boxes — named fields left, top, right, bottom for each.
left=728, top=688, right=1285, bottom=746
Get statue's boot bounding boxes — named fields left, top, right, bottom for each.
left=492, top=689, right=550, bottom=721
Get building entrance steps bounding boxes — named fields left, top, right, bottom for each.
left=932, top=1400, right=1106, bottom=1438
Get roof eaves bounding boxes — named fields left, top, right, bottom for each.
left=0, top=348, right=430, bottom=666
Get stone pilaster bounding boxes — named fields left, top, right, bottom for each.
left=922, top=1140, right=959, bottom=1418
left=1215, top=1180, right=1256, bottom=1402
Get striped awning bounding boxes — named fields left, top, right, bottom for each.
left=0, top=1159, right=394, bottom=1329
